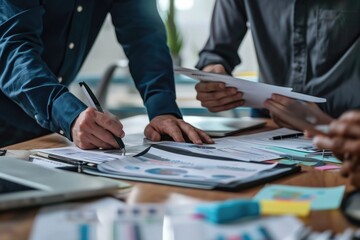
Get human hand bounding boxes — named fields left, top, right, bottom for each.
left=144, top=115, right=214, bottom=144
left=195, top=64, right=244, bottom=112
left=202, top=64, right=228, bottom=74
left=264, top=94, right=333, bottom=131
left=313, top=111, right=360, bottom=187
left=71, top=108, right=125, bottom=149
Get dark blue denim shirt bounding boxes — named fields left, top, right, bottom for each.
left=0, top=0, right=181, bottom=143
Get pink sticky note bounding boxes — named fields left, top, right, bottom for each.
left=315, top=165, right=341, bottom=171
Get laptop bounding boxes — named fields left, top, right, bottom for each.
left=183, top=116, right=266, bottom=137
left=0, top=157, right=127, bottom=210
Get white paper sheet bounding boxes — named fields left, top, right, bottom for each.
left=157, top=140, right=280, bottom=162
left=98, top=147, right=276, bottom=184
left=174, top=66, right=326, bottom=107
left=36, top=147, right=129, bottom=164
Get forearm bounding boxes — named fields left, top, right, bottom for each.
left=0, top=3, right=86, bottom=139
left=111, top=0, right=182, bottom=120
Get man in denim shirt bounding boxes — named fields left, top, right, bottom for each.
left=0, top=0, right=213, bottom=148
left=195, top=0, right=359, bottom=127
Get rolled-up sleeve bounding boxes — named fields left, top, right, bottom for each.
left=110, top=0, right=182, bottom=120
left=0, top=1, right=86, bottom=139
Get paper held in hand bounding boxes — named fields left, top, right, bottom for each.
left=174, top=66, right=326, bottom=108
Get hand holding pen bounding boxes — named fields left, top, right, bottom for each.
left=70, top=82, right=126, bottom=154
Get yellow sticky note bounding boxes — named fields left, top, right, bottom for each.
left=260, top=200, right=311, bottom=217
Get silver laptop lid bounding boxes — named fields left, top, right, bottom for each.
left=0, top=157, right=122, bottom=210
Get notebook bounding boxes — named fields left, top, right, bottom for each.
left=0, top=157, right=131, bottom=210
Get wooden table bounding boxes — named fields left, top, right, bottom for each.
left=1, top=126, right=356, bottom=239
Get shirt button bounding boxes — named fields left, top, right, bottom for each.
left=77, top=5, right=83, bottom=12
left=58, top=76, right=63, bottom=83
left=60, top=130, right=64, bottom=135
left=69, top=42, right=75, bottom=49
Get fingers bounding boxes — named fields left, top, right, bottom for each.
left=313, top=135, right=360, bottom=162
left=265, top=99, right=305, bottom=130
left=338, top=110, right=360, bottom=123
left=94, top=110, right=124, bottom=138
left=313, top=135, right=335, bottom=150
left=270, top=94, right=296, bottom=106
left=327, top=120, right=360, bottom=139
left=202, top=98, right=245, bottom=112
left=144, top=124, right=162, bottom=142
left=195, top=81, right=226, bottom=92
left=338, top=139, right=360, bottom=157
left=71, top=108, right=125, bottom=149
left=175, top=120, right=214, bottom=144
left=145, top=115, right=214, bottom=145
left=195, top=82, right=244, bottom=112
left=202, top=64, right=227, bottom=74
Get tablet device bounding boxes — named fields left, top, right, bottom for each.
left=184, top=116, right=266, bottom=137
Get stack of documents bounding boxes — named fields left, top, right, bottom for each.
left=32, top=128, right=339, bottom=190
left=97, top=145, right=277, bottom=187
left=174, top=66, right=326, bottom=108
left=32, top=134, right=301, bottom=190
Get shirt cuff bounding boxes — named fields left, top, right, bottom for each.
left=144, top=92, right=182, bottom=120
left=51, top=92, right=87, bottom=140
left=195, top=53, right=233, bottom=75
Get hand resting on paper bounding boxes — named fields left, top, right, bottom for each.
left=144, top=115, right=214, bottom=145
left=195, top=64, right=245, bottom=112
left=264, top=94, right=333, bottom=132
left=313, top=110, right=360, bottom=188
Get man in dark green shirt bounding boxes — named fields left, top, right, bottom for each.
left=0, top=0, right=213, bottom=148
left=195, top=0, right=359, bottom=125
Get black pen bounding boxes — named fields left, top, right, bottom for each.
left=79, top=81, right=126, bottom=155
left=270, top=132, right=304, bottom=140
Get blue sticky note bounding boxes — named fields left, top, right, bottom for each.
left=253, top=184, right=345, bottom=210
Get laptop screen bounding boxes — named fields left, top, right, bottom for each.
left=0, top=177, right=37, bottom=194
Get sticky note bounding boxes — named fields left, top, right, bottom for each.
left=315, top=165, right=341, bottom=171
left=260, top=200, right=310, bottom=217
left=254, top=184, right=345, bottom=210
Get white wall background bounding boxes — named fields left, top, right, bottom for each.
left=78, top=0, right=258, bottom=77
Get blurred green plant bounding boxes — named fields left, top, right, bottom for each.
left=165, top=0, right=183, bottom=61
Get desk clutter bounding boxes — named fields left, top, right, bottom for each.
left=28, top=128, right=342, bottom=191
left=13, top=127, right=350, bottom=239
left=29, top=197, right=359, bottom=240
